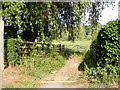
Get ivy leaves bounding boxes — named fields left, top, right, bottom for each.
left=95, top=21, right=120, bottom=72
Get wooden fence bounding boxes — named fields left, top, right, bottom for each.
left=19, top=41, right=65, bottom=57
left=19, top=41, right=90, bottom=58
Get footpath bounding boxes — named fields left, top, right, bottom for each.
left=39, top=56, right=89, bottom=88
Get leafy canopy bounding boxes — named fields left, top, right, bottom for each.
left=2, top=2, right=111, bottom=42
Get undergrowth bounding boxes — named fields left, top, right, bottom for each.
left=4, top=42, right=66, bottom=88
left=4, top=39, right=90, bottom=88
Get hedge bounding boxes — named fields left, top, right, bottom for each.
left=83, top=21, right=120, bottom=84
left=4, top=39, right=21, bottom=67
left=94, top=21, right=120, bottom=70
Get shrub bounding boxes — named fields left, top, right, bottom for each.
left=95, top=21, right=120, bottom=71
left=4, top=39, right=21, bottom=67
left=83, top=21, right=120, bottom=84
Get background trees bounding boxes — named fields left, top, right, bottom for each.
left=2, top=2, right=109, bottom=42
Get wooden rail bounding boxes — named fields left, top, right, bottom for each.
left=19, top=41, right=65, bottom=57
left=19, top=41, right=90, bottom=57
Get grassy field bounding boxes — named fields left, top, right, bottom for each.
left=35, top=40, right=92, bottom=55
left=52, top=40, right=92, bottom=46
left=52, top=40, right=92, bottom=55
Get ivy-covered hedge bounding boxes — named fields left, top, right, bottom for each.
left=83, top=21, right=120, bottom=85
left=94, top=21, right=120, bottom=71
left=4, top=39, right=21, bottom=67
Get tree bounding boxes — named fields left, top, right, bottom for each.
left=2, top=2, right=111, bottom=42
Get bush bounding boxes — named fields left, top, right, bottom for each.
left=83, top=21, right=120, bottom=85
left=4, top=39, right=21, bottom=67
left=95, top=21, right=120, bottom=70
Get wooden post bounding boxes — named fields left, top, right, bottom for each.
left=62, top=45, right=65, bottom=51
left=0, top=2, right=4, bottom=89
left=59, top=44, right=61, bottom=51
left=42, top=44, right=44, bottom=50
left=47, top=44, right=50, bottom=50
left=0, top=15, right=4, bottom=70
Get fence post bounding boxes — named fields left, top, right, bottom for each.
left=0, top=16, right=4, bottom=70
left=42, top=44, right=44, bottom=50
left=0, top=6, right=4, bottom=89
left=47, top=44, right=50, bottom=50
left=62, top=45, right=65, bottom=51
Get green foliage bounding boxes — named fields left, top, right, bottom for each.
left=24, top=50, right=65, bottom=70
left=2, top=2, right=108, bottom=42
left=83, top=23, right=102, bottom=40
left=4, top=39, right=21, bottom=67
left=2, top=2, right=25, bottom=28
left=4, top=39, right=66, bottom=88
left=20, top=49, right=66, bottom=78
left=83, top=21, right=120, bottom=85
left=4, top=40, right=65, bottom=74
left=95, top=21, right=120, bottom=69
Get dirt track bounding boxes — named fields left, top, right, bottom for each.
left=2, top=56, right=89, bottom=88
left=39, top=56, right=88, bottom=88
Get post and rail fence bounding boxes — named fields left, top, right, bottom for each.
left=18, top=41, right=92, bottom=58
left=19, top=41, right=66, bottom=57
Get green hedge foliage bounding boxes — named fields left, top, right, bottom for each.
left=94, top=21, right=120, bottom=71
left=4, top=39, right=66, bottom=73
left=83, top=21, right=120, bottom=84
left=4, top=39, right=21, bottom=67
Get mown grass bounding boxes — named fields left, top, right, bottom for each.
left=52, top=40, right=91, bottom=55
